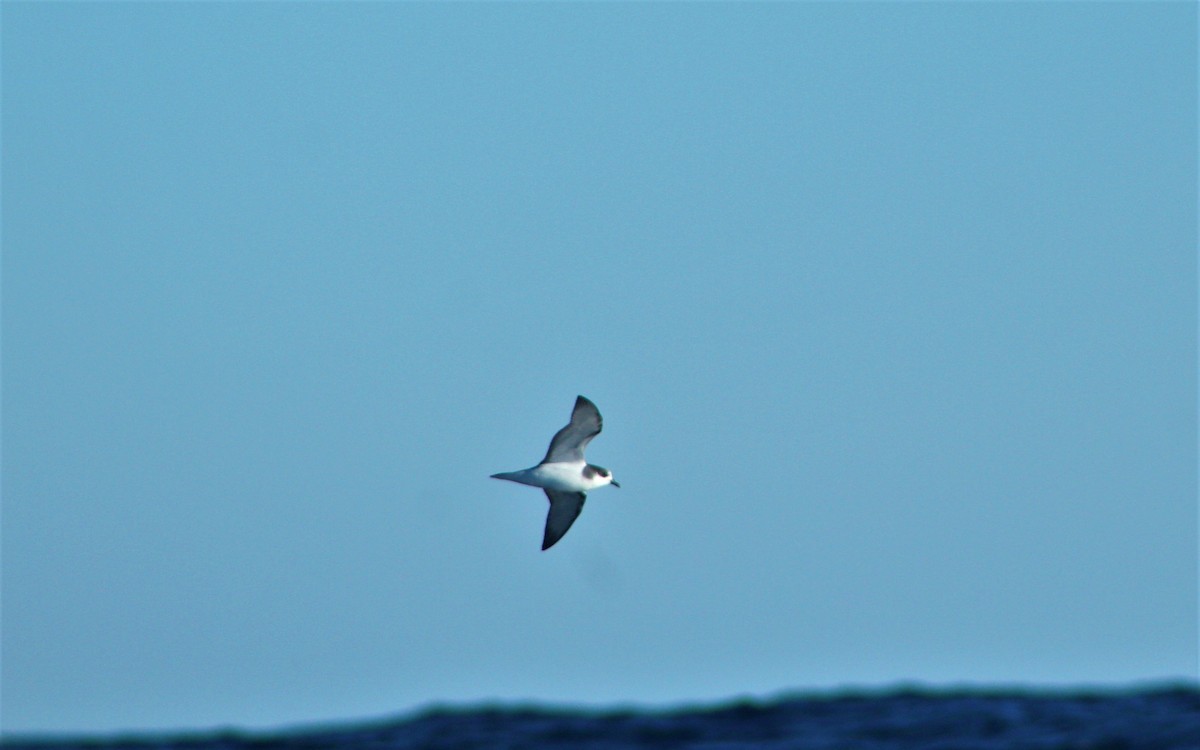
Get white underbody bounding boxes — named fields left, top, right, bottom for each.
left=494, top=460, right=612, bottom=493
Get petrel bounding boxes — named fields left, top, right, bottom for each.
left=490, top=396, right=620, bottom=550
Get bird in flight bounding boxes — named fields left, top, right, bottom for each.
left=491, top=396, right=620, bottom=550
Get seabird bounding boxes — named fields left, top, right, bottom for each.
left=491, top=395, right=620, bottom=550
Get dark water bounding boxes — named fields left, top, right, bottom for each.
left=5, top=686, right=1198, bottom=750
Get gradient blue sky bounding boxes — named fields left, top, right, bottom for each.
left=3, top=1, right=1196, bottom=736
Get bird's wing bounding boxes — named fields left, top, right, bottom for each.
left=541, top=395, right=603, bottom=464
left=542, top=489, right=586, bottom=550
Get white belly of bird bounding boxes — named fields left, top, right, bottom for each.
left=528, top=461, right=603, bottom=492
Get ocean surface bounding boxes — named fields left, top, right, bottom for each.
left=5, top=686, right=1198, bottom=750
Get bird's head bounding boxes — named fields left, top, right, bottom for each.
left=585, top=464, right=620, bottom=488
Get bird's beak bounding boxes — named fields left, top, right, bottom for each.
left=611, top=480, right=621, bottom=488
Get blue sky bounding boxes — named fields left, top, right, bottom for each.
left=3, top=2, right=1196, bottom=735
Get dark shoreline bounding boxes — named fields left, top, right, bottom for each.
left=6, top=683, right=1199, bottom=750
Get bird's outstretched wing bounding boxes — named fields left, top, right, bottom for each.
left=542, top=489, right=586, bottom=550
left=541, top=395, right=602, bottom=464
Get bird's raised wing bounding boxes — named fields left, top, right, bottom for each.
left=541, top=395, right=602, bottom=464
left=542, top=489, right=586, bottom=550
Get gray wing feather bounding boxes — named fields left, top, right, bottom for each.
left=541, top=395, right=602, bottom=464
left=542, top=489, right=586, bottom=550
